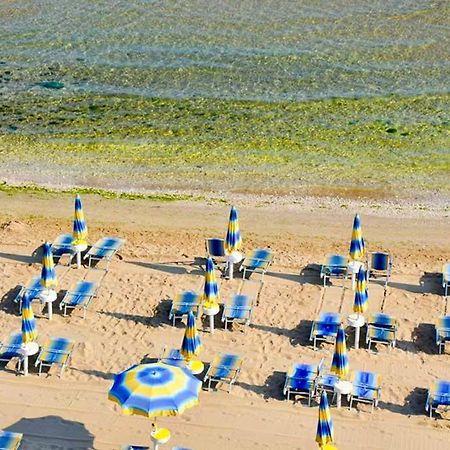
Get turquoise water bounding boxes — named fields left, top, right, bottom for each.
left=1, top=0, right=449, bottom=101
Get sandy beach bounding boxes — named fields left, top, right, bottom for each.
left=0, top=192, right=449, bottom=449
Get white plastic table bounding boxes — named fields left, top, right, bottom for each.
left=73, top=243, right=87, bottom=269
left=226, top=251, right=243, bottom=280
left=347, top=313, right=366, bottom=349
left=347, top=260, right=364, bottom=290
left=39, top=289, right=57, bottom=320
left=334, top=380, right=353, bottom=408
left=203, top=304, right=220, bottom=334
left=18, top=341, right=39, bottom=376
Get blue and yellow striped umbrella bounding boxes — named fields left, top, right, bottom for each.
left=349, top=214, right=365, bottom=261
left=316, top=391, right=334, bottom=447
left=108, top=363, right=201, bottom=418
left=72, top=194, right=88, bottom=246
left=21, top=293, right=37, bottom=344
left=353, top=266, right=368, bottom=314
left=330, top=325, right=349, bottom=379
left=40, top=242, right=57, bottom=289
left=225, top=206, right=242, bottom=253
left=180, top=311, right=201, bottom=362
left=203, top=257, right=220, bottom=309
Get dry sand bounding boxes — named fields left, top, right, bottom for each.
left=0, top=192, right=449, bottom=449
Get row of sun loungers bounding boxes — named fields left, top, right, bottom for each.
left=0, top=333, right=75, bottom=378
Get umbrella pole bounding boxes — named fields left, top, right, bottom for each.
left=23, top=355, right=29, bottom=376
left=209, top=314, right=215, bottom=334
left=354, top=313, right=361, bottom=349
left=228, top=261, right=234, bottom=280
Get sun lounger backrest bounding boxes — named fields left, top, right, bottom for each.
left=370, top=252, right=390, bottom=271
left=0, top=333, right=23, bottom=360
left=210, top=354, right=240, bottom=378
left=443, top=263, right=450, bottom=282
left=326, top=255, right=347, bottom=274
left=352, top=371, right=380, bottom=399
left=368, top=313, right=396, bottom=328
left=51, top=234, right=74, bottom=254
left=226, top=294, right=251, bottom=319
left=436, top=316, right=450, bottom=336
left=0, top=430, right=23, bottom=449
left=162, top=348, right=185, bottom=367
left=206, top=238, right=226, bottom=258
left=247, top=249, right=272, bottom=269
left=91, top=237, right=123, bottom=258
left=430, top=380, right=450, bottom=406
left=67, top=281, right=97, bottom=306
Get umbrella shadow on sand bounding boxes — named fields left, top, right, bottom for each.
left=3, top=415, right=95, bottom=449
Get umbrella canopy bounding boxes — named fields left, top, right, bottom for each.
left=353, top=266, right=368, bottom=314
left=203, top=257, right=219, bottom=309
left=40, top=242, right=57, bottom=289
left=180, top=312, right=201, bottom=362
left=21, top=293, right=37, bottom=344
left=72, top=194, right=88, bottom=246
left=316, top=391, right=334, bottom=447
left=349, top=214, right=365, bottom=261
left=330, top=325, right=349, bottom=379
left=225, top=206, right=242, bottom=253
left=108, top=363, right=201, bottom=418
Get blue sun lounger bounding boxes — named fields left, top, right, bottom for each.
left=435, top=316, right=450, bottom=354
left=443, top=263, right=450, bottom=297
left=51, top=234, right=75, bottom=265
left=35, top=337, right=75, bottom=377
left=13, top=276, right=43, bottom=312
left=239, top=248, right=273, bottom=281
left=121, top=446, right=149, bottom=450
left=159, top=347, right=185, bottom=368
left=349, top=371, right=381, bottom=412
left=366, top=313, right=398, bottom=351
left=368, top=252, right=392, bottom=289
left=284, top=362, right=320, bottom=406
left=320, top=255, right=348, bottom=287
left=59, top=280, right=98, bottom=319
left=426, top=380, right=450, bottom=417
left=0, top=333, right=23, bottom=373
left=0, top=430, right=23, bottom=450
left=204, top=353, right=242, bottom=393
left=222, top=294, right=253, bottom=330
left=309, top=312, right=341, bottom=350
left=205, top=238, right=228, bottom=271
left=84, top=237, right=125, bottom=271
left=169, top=291, right=201, bottom=326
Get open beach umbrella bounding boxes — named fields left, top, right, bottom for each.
left=72, top=194, right=88, bottom=247
left=108, top=363, right=201, bottom=418
left=21, top=293, right=38, bottom=345
left=353, top=266, right=368, bottom=315
left=349, top=214, right=365, bottom=261
left=330, top=325, right=349, bottom=379
left=40, top=242, right=57, bottom=289
left=180, top=311, right=202, bottom=362
left=225, top=206, right=242, bottom=253
left=316, top=391, right=334, bottom=447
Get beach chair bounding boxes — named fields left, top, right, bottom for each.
left=169, top=291, right=200, bottom=326
left=315, top=359, right=339, bottom=400
left=59, top=280, right=98, bottom=319
left=368, top=252, right=392, bottom=288
left=205, top=238, right=228, bottom=271
left=239, top=248, right=273, bottom=281
left=0, top=333, right=23, bottom=373
left=222, top=293, right=253, bottom=330
left=435, top=316, right=450, bottom=354
left=349, top=371, right=381, bottom=412
left=425, top=380, right=450, bottom=417
left=283, top=362, right=320, bottom=405
left=0, top=430, right=23, bottom=450
left=320, top=255, right=348, bottom=287
left=159, top=347, right=185, bottom=368
left=34, top=337, right=75, bottom=377
left=84, top=236, right=125, bottom=271
left=443, top=263, right=450, bottom=297
left=13, top=276, right=43, bottom=312
left=309, top=312, right=341, bottom=350
left=51, top=233, right=75, bottom=265
left=366, top=313, right=397, bottom=351
left=203, top=353, right=242, bottom=393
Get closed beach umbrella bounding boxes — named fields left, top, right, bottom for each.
left=72, top=194, right=88, bottom=247
left=225, top=206, right=242, bottom=253
left=353, top=266, right=368, bottom=314
left=108, top=363, right=201, bottom=418
left=330, top=325, right=349, bottom=379
left=316, top=391, right=334, bottom=447
left=180, top=311, right=201, bottom=362
left=40, top=242, right=57, bottom=289
left=349, top=214, right=365, bottom=261
left=203, top=257, right=220, bottom=309
left=21, top=293, right=37, bottom=344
